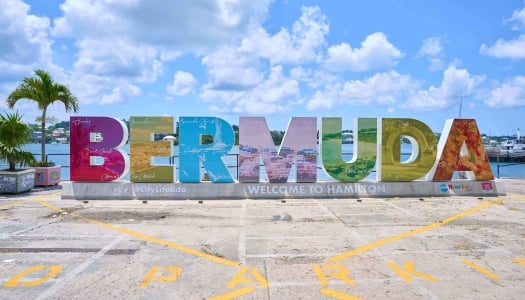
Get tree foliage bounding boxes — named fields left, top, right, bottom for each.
left=7, top=69, right=79, bottom=162
left=0, top=112, right=36, bottom=171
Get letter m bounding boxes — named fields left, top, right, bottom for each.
left=238, top=117, right=317, bottom=183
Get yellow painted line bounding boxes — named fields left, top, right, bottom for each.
left=208, top=286, right=257, bottom=300
left=34, top=200, right=239, bottom=268
left=0, top=193, right=60, bottom=217
left=0, top=199, right=34, bottom=210
left=320, top=288, right=363, bottom=300
left=330, top=198, right=504, bottom=262
left=463, top=259, right=500, bottom=280
left=513, top=258, right=525, bottom=267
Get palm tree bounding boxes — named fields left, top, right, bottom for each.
left=0, top=112, right=36, bottom=171
left=7, top=69, right=79, bottom=163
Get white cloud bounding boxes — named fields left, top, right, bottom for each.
left=52, top=0, right=270, bottom=53
left=66, top=74, right=138, bottom=105
left=65, top=37, right=161, bottom=105
left=306, top=71, right=417, bottom=110
left=100, top=84, right=141, bottom=105
left=480, top=2, right=525, bottom=59
left=202, top=46, right=264, bottom=90
left=418, top=37, right=442, bottom=56
left=506, top=1, right=525, bottom=30
left=73, top=38, right=162, bottom=81
left=427, top=58, right=444, bottom=71
left=402, top=66, right=485, bottom=110
left=239, top=6, right=329, bottom=65
left=50, top=0, right=272, bottom=108
left=480, top=34, right=525, bottom=59
left=0, top=0, right=54, bottom=81
left=307, top=65, right=483, bottom=112
left=198, top=6, right=329, bottom=113
left=485, top=76, right=525, bottom=107
left=418, top=37, right=444, bottom=71
left=202, top=65, right=300, bottom=114
left=166, top=71, right=196, bottom=96
left=324, top=32, right=402, bottom=72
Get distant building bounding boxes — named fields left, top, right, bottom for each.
left=31, top=131, right=42, bottom=140
left=52, top=128, right=65, bottom=137
left=342, top=132, right=353, bottom=144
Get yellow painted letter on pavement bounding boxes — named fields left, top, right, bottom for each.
left=313, top=263, right=355, bottom=286
left=387, top=261, right=439, bottom=282
left=208, top=266, right=268, bottom=300
left=139, top=265, right=182, bottom=288
left=4, top=265, right=63, bottom=288
left=227, top=266, right=269, bottom=289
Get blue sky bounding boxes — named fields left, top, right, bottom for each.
left=1, top=0, right=525, bottom=136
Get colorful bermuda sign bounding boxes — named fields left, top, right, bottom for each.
left=69, top=116, right=494, bottom=183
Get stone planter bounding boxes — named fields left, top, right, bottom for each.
left=0, top=168, right=35, bottom=194
left=34, top=165, right=61, bottom=186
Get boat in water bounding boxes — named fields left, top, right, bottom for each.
left=486, top=129, right=525, bottom=162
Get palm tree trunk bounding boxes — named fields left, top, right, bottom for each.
left=8, top=156, right=16, bottom=171
left=41, top=109, right=46, bottom=162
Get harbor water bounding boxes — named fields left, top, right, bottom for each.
left=20, top=143, right=525, bottom=181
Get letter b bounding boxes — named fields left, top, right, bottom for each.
left=70, top=117, right=129, bottom=181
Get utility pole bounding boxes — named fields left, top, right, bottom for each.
left=458, top=96, right=463, bottom=118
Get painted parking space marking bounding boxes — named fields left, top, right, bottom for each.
left=208, top=286, right=256, bottom=300
left=2, top=193, right=520, bottom=299
left=514, top=258, right=525, bottom=267
left=463, top=259, right=500, bottom=280
left=0, top=199, right=34, bottom=210
left=330, top=197, right=504, bottom=262
left=34, top=199, right=240, bottom=268
left=35, top=236, right=125, bottom=300
left=238, top=200, right=247, bottom=265
left=1, top=194, right=62, bottom=239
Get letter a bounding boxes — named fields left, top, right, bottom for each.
left=227, top=266, right=269, bottom=289
left=428, top=119, right=493, bottom=180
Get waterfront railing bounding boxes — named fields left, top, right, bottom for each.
left=2, top=152, right=523, bottom=180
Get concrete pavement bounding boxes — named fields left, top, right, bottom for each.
left=1, top=179, right=524, bottom=299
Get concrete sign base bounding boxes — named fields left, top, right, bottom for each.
left=61, top=180, right=505, bottom=200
